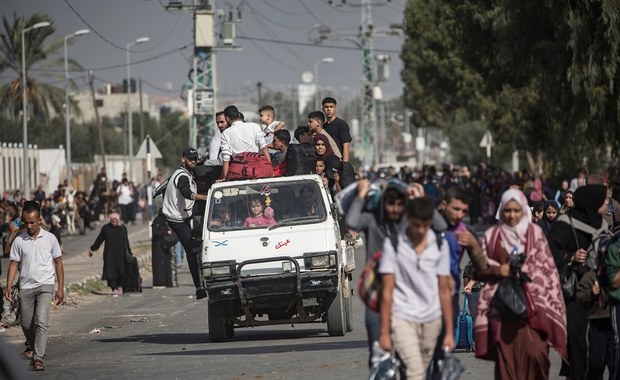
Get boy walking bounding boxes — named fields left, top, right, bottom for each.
left=379, top=196, right=454, bottom=380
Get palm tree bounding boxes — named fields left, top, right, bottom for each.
left=0, top=12, right=78, bottom=124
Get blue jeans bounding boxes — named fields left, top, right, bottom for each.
left=175, top=241, right=184, bottom=265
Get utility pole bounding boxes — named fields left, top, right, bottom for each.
left=165, top=1, right=241, bottom=155
left=139, top=76, right=145, bottom=142
left=360, top=0, right=378, bottom=165
left=257, top=82, right=263, bottom=107
left=88, top=70, right=106, bottom=167
left=313, top=0, right=402, bottom=166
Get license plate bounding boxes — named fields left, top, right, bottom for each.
left=302, top=297, right=318, bottom=306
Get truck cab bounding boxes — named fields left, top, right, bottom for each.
left=199, top=174, right=355, bottom=342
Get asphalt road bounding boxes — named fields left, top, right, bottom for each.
left=0, top=226, right=564, bottom=379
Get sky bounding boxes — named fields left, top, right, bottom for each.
left=1, top=0, right=407, bottom=107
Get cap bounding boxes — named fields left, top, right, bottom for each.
left=182, top=147, right=198, bottom=159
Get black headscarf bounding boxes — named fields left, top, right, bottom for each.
left=569, top=184, right=607, bottom=228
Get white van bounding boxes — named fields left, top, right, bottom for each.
left=199, top=174, right=355, bottom=342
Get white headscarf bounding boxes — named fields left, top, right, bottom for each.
left=497, top=188, right=530, bottom=253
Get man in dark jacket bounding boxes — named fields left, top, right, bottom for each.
left=346, top=179, right=446, bottom=367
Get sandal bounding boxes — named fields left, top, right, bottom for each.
left=24, top=348, right=33, bottom=360
left=32, top=359, right=45, bottom=371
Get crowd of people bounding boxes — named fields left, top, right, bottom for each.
left=3, top=94, right=620, bottom=379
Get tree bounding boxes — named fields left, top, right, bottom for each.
left=0, top=12, right=77, bottom=125
left=401, top=1, right=620, bottom=178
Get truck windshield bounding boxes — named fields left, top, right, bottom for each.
left=206, top=180, right=327, bottom=231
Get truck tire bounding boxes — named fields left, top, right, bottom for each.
left=327, top=291, right=346, bottom=336
left=344, top=291, right=354, bottom=332
left=225, top=321, right=234, bottom=338
left=208, top=302, right=229, bottom=342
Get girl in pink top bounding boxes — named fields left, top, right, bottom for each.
left=243, top=198, right=276, bottom=227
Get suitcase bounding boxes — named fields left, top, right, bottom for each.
left=226, top=152, right=273, bottom=180
left=124, top=256, right=142, bottom=293
left=454, top=296, right=474, bottom=351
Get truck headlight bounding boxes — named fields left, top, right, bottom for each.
left=303, top=251, right=337, bottom=269
left=203, top=260, right=236, bottom=279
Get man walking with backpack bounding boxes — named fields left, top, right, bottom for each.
left=346, top=180, right=446, bottom=368
left=378, top=197, right=454, bottom=380
left=163, top=147, right=209, bottom=299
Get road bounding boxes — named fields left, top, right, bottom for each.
left=0, top=227, right=564, bottom=379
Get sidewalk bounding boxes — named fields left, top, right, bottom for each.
left=0, top=218, right=154, bottom=293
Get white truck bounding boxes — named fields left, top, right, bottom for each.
left=198, top=175, right=355, bottom=342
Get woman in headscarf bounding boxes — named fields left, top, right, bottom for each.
left=559, top=189, right=575, bottom=214
left=313, top=134, right=335, bottom=158
left=88, top=213, right=132, bottom=295
left=536, top=200, right=560, bottom=236
left=546, top=184, right=609, bottom=379
left=529, top=178, right=544, bottom=205
left=474, top=189, right=567, bottom=379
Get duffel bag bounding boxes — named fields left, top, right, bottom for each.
left=226, top=152, right=273, bottom=180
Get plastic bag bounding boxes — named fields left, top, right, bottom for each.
left=368, top=342, right=401, bottom=380
left=437, top=349, right=464, bottom=380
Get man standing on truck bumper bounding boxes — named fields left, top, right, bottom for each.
left=163, top=147, right=209, bottom=299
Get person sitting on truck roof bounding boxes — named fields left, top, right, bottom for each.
left=272, top=129, right=290, bottom=165
left=220, top=105, right=271, bottom=180
left=243, top=197, right=276, bottom=227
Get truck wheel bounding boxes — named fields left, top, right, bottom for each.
left=225, top=321, right=234, bottom=338
left=327, top=291, right=346, bottom=336
left=208, top=302, right=229, bottom=342
left=344, top=291, right=354, bottom=332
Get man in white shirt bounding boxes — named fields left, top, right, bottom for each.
left=116, top=178, right=133, bottom=224
left=219, top=105, right=270, bottom=179
left=208, top=111, right=229, bottom=161
left=379, top=196, right=454, bottom=380
left=6, top=201, right=64, bottom=371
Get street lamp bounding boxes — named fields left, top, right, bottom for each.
left=126, top=37, right=149, bottom=181
left=64, top=29, right=90, bottom=186
left=22, top=21, right=51, bottom=198
left=313, top=57, right=334, bottom=110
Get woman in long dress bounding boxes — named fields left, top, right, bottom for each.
left=88, top=213, right=131, bottom=295
left=474, top=189, right=567, bottom=379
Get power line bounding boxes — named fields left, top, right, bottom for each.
left=244, top=3, right=310, bottom=66
left=236, top=35, right=400, bottom=53
left=64, top=0, right=184, bottom=53
left=237, top=27, right=303, bottom=74
left=259, top=0, right=314, bottom=16
left=28, top=43, right=193, bottom=74
left=297, top=0, right=324, bottom=25
left=246, top=2, right=315, bottom=29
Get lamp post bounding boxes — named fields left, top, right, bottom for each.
left=64, top=29, right=90, bottom=186
left=22, top=21, right=51, bottom=198
left=313, top=57, right=334, bottom=110
left=126, top=37, right=149, bottom=181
